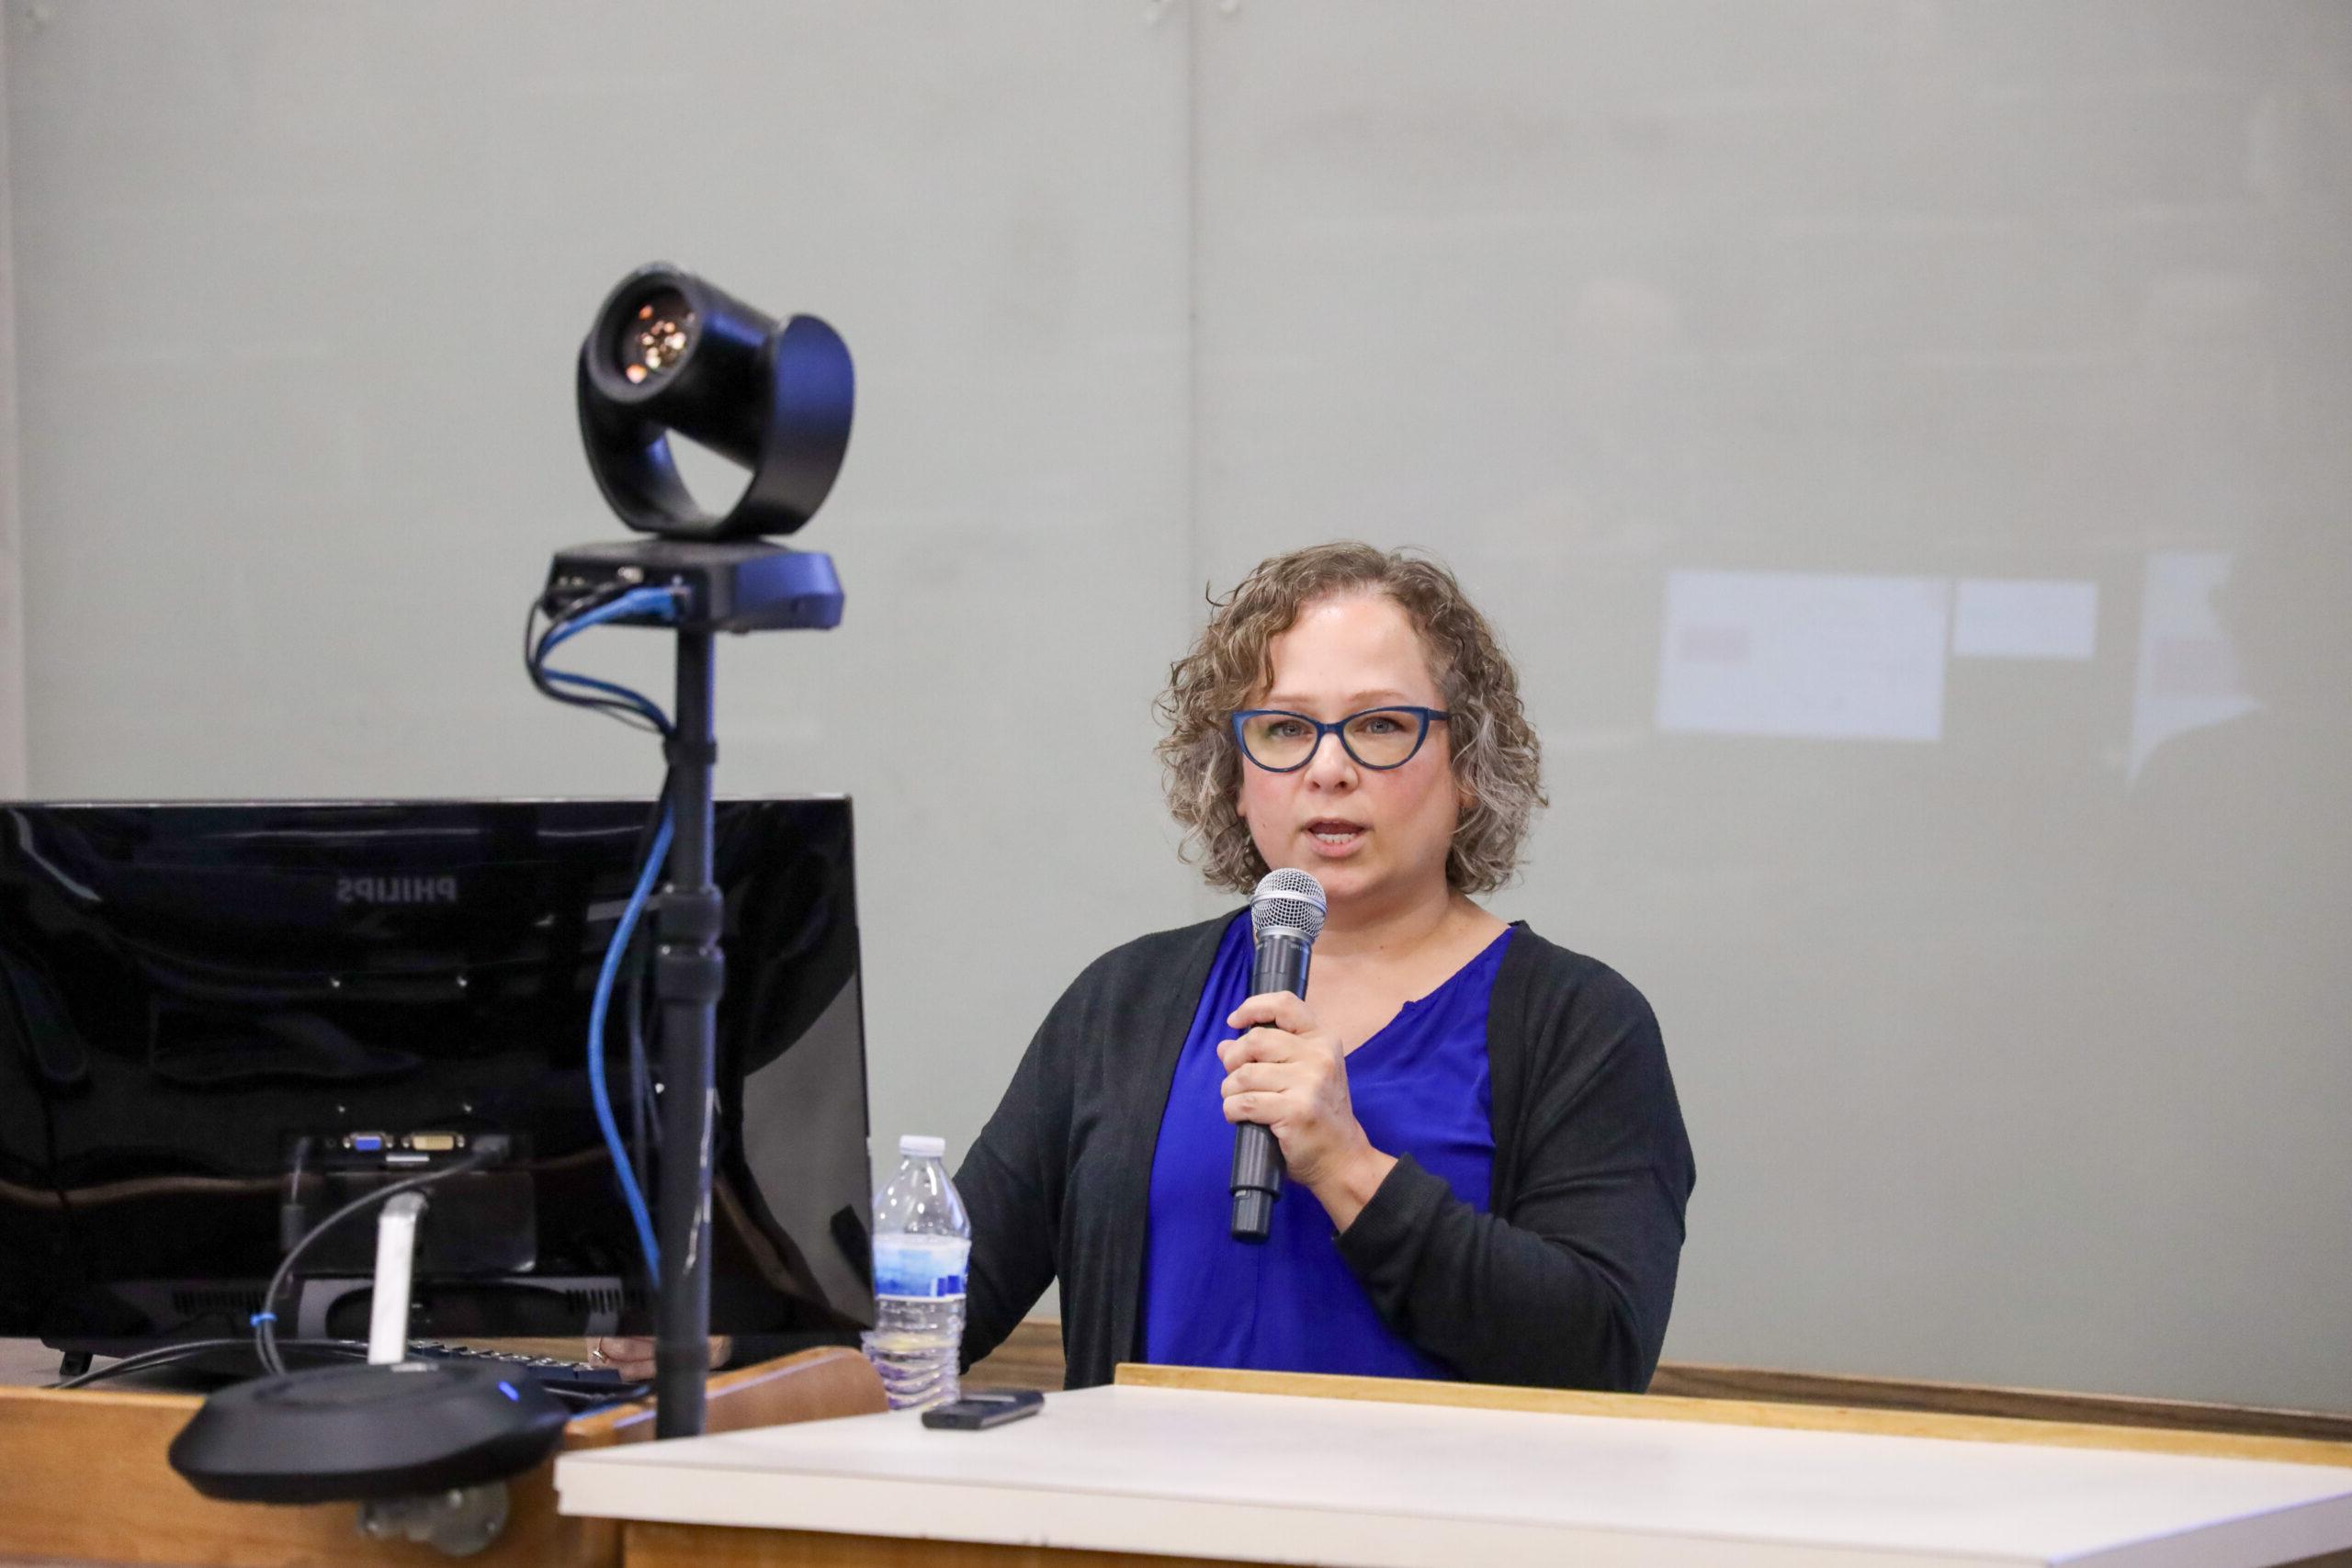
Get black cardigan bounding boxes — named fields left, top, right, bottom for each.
left=954, top=912, right=1696, bottom=1392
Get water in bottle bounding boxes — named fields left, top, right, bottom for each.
left=862, top=1134, right=971, bottom=1411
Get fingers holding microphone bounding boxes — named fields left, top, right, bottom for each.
left=1217, top=991, right=1365, bottom=1191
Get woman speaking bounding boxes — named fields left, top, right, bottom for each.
left=957, top=542, right=1695, bottom=1391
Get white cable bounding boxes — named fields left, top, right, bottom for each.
left=367, top=1193, right=428, bottom=1366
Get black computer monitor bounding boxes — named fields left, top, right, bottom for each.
left=0, top=797, right=874, bottom=1350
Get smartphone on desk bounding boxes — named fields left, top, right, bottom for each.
left=921, top=1390, right=1044, bottom=1430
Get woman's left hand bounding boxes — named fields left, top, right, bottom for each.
left=1219, top=992, right=1397, bottom=1228
left=588, top=1335, right=732, bottom=1382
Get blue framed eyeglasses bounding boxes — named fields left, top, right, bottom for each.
left=1230, top=706, right=1451, bottom=773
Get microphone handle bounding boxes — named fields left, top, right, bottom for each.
left=1230, top=931, right=1312, bottom=1243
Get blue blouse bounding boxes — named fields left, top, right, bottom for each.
left=1140, top=914, right=1511, bottom=1379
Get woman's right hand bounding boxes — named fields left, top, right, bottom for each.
left=589, top=1334, right=731, bottom=1381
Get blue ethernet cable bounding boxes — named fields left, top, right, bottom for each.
left=590, top=807, right=675, bottom=1279
left=529, top=581, right=691, bottom=1280
left=533, top=585, right=689, bottom=733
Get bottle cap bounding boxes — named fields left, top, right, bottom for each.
left=899, top=1134, right=946, bottom=1159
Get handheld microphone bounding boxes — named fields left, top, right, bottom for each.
left=1230, top=867, right=1327, bottom=1242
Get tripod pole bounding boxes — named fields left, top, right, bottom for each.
left=653, top=626, right=721, bottom=1438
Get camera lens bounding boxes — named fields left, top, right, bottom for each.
left=616, top=289, right=695, bottom=385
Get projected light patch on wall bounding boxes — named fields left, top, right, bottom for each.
left=1951, top=579, right=2100, bottom=661
left=2128, top=551, right=2256, bottom=783
left=1656, top=571, right=2108, bottom=743
left=1656, top=570, right=1951, bottom=742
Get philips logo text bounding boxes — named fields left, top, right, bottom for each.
left=337, top=875, right=459, bottom=907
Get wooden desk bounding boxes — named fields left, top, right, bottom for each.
left=0, top=1347, right=885, bottom=1568
left=555, top=1365, right=2352, bottom=1568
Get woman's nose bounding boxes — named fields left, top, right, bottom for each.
left=1302, top=729, right=1357, bottom=786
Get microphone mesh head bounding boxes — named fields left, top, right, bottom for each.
left=1250, top=868, right=1328, bottom=945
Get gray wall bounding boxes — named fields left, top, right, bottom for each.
left=0, top=16, right=22, bottom=796
left=6, top=2, right=2348, bottom=1410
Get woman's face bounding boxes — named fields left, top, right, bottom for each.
left=1237, top=592, right=1464, bottom=919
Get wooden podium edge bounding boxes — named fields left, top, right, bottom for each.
left=569, top=1342, right=888, bottom=1449
left=977, top=1319, right=2352, bottom=1445
left=1112, top=1362, right=2352, bottom=1472
left=0, top=1346, right=885, bottom=1568
left=1650, top=1358, right=2352, bottom=1445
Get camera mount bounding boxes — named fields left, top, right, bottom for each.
left=548, top=265, right=854, bottom=1438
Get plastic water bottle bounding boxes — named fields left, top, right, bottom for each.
left=862, top=1134, right=971, bottom=1411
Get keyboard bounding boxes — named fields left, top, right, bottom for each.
left=59, top=1337, right=643, bottom=1401
left=402, top=1339, right=639, bottom=1397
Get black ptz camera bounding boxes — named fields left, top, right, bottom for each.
left=576, top=263, right=854, bottom=543
left=548, top=265, right=854, bottom=635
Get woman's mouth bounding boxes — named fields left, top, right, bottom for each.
left=1306, top=820, right=1367, bottom=852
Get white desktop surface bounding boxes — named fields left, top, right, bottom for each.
left=554, top=1383, right=2352, bottom=1568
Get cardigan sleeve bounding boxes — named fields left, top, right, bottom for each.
left=952, top=997, right=1071, bottom=1371
left=1333, top=962, right=1693, bottom=1391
